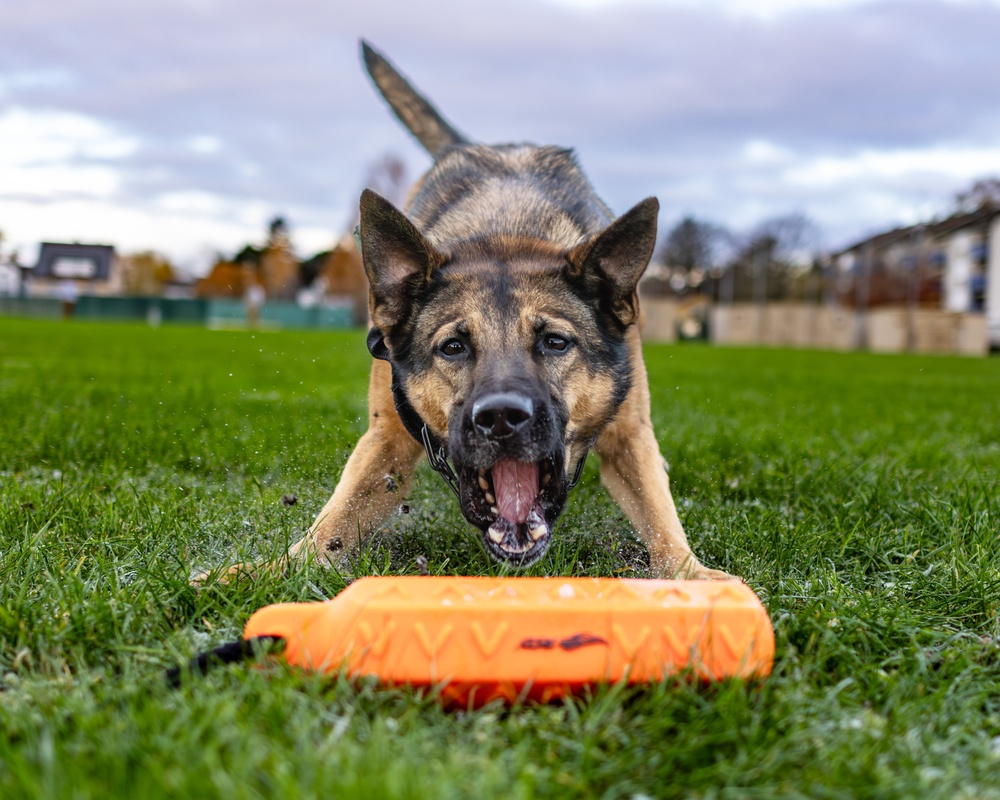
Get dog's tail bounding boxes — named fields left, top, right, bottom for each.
left=361, top=40, right=470, bottom=157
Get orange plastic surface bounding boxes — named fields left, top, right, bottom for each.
left=244, top=576, right=773, bottom=706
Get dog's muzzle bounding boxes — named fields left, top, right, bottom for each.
left=451, top=389, right=572, bottom=566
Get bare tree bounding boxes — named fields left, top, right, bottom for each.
left=956, top=178, right=1000, bottom=212
left=654, top=216, right=731, bottom=294
left=722, top=213, right=822, bottom=302
left=659, top=217, right=711, bottom=270
left=342, top=154, right=409, bottom=232
left=749, top=213, right=821, bottom=267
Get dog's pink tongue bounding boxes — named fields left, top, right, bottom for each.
left=491, top=459, right=539, bottom=525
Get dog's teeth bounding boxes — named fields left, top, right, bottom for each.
left=488, top=526, right=504, bottom=544
left=526, top=509, right=547, bottom=541
left=484, top=491, right=495, bottom=505
left=541, top=473, right=551, bottom=487
left=490, top=506, right=499, bottom=516
left=478, top=474, right=489, bottom=491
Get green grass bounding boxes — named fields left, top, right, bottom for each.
left=1, top=316, right=999, bottom=799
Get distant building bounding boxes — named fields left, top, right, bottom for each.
left=834, top=203, right=1000, bottom=346
left=28, top=242, right=122, bottom=298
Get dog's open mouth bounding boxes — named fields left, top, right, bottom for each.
left=460, top=456, right=563, bottom=566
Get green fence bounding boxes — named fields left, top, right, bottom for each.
left=0, top=296, right=62, bottom=319
left=0, top=295, right=354, bottom=329
left=205, top=299, right=353, bottom=328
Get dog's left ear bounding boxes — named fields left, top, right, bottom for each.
left=566, top=197, right=659, bottom=327
left=359, top=188, right=445, bottom=331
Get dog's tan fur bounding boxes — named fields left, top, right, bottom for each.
left=289, top=325, right=728, bottom=579
left=201, top=43, right=732, bottom=583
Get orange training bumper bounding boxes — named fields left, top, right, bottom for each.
left=244, top=576, right=774, bottom=706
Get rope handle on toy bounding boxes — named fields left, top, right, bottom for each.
left=165, top=635, right=284, bottom=688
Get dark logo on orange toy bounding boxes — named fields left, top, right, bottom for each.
left=520, top=633, right=608, bottom=651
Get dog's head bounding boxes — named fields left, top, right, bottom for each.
left=359, top=189, right=657, bottom=566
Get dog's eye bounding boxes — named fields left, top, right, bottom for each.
left=542, top=334, right=571, bottom=353
left=439, top=338, right=467, bottom=358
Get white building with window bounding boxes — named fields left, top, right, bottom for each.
left=835, top=204, right=999, bottom=348
left=27, top=242, right=122, bottom=298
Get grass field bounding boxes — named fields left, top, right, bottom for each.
left=1, top=316, right=999, bottom=799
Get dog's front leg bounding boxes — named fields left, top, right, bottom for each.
left=595, top=329, right=734, bottom=580
left=289, top=359, right=425, bottom=564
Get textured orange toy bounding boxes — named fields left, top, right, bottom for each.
left=242, top=576, right=773, bottom=706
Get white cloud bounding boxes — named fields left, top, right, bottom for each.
left=743, top=139, right=794, bottom=165
left=0, top=107, right=138, bottom=163
left=0, top=107, right=138, bottom=199
left=784, top=144, right=1000, bottom=187
left=547, top=0, right=1000, bottom=16
left=187, top=135, right=222, bottom=154
left=646, top=138, right=1000, bottom=244
left=0, top=106, right=325, bottom=267
left=154, top=190, right=229, bottom=216
left=547, top=0, right=877, bottom=17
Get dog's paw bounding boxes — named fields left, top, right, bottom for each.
left=652, top=555, right=741, bottom=582
left=189, top=561, right=262, bottom=587
left=682, top=564, right=741, bottom=582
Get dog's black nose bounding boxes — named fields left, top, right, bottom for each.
left=472, top=393, right=534, bottom=438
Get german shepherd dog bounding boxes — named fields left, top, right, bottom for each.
left=214, top=42, right=732, bottom=581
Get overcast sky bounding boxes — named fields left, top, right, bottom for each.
left=2, top=0, right=999, bottom=272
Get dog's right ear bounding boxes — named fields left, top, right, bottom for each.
left=359, top=189, right=444, bottom=331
